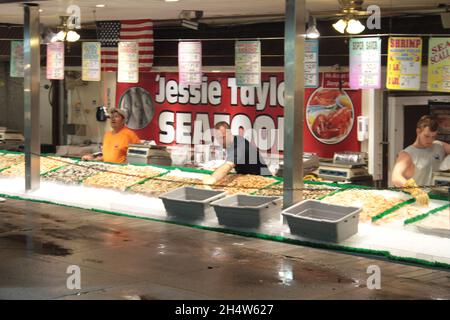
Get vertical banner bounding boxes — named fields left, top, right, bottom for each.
left=386, top=37, right=422, bottom=90
left=46, top=42, right=65, bottom=80
left=10, top=40, right=24, bottom=78
left=428, top=38, right=450, bottom=92
left=118, top=41, right=139, bottom=83
left=304, top=39, right=319, bottom=88
left=235, top=41, right=261, bottom=87
left=178, top=41, right=202, bottom=86
left=82, top=42, right=101, bottom=81
left=349, top=37, right=381, bottom=89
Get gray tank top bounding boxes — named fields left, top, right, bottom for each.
left=403, top=141, right=446, bottom=186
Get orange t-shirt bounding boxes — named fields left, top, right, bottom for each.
left=102, top=127, right=141, bottom=164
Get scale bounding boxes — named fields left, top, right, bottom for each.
left=431, top=171, right=450, bottom=196
left=127, top=143, right=172, bottom=166
left=0, top=127, right=24, bottom=142
left=318, top=152, right=371, bottom=183
left=276, top=153, right=319, bottom=177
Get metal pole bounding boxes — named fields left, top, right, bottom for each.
left=23, top=3, right=40, bottom=191
left=283, top=0, right=305, bottom=208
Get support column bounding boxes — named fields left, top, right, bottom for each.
left=23, top=3, right=40, bottom=191
left=283, top=0, right=305, bottom=208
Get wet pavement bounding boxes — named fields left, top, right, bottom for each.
left=0, top=198, right=449, bottom=300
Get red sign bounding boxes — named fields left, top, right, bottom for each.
left=115, top=72, right=361, bottom=158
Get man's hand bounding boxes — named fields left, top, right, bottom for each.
left=404, top=178, right=429, bottom=206
left=203, top=176, right=217, bottom=185
left=81, top=154, right=95, bottom=161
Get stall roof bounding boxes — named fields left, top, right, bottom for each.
left=0, top=0, right=444, bottom=26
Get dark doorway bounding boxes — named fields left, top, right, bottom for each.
left=403, top=105, right=430, bottom=149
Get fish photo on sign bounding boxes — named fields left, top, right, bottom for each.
left=119, top=87, right=155, bottom=130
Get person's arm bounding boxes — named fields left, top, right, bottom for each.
left=203, top=162, right=235, bottom=185
left=81, top=153, right=103, bottom=161
left=391, top=151, right=413, bottom=187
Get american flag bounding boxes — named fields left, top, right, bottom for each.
left=96, top=19, right=153, bottom=72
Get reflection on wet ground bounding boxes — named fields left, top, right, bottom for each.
left=0, top=198, right=449, bottom=300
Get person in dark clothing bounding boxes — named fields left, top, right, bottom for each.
left=202, top=122, right=271, bottom=185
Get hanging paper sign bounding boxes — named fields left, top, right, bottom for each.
left=428, top=38, right=450, bottom=92
left=349, top=37, right=381, bottom=89
left=118, top=41, right=139, bottom=83
left=46, top=42, right=65, bottom=80
left=235, top=41, right=261, bottom=87
left=304, top=39, right=319, bottom=88
left=10, top=41, right=24, bottom=78
left=82, top=42, right=101, bottom=81
left=178, top=41, right=202, bottom=86
left=386, top=37, right=422, bottom=90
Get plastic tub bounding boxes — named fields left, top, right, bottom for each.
left=211, top=194, right=282, bottom=228
left=282, top=199, right=361, bottom=242
left=159, top=186, right=227, bottom=221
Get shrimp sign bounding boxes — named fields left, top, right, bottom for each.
left=115, top=72, right=361, bottom=158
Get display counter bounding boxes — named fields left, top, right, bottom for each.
left=0, top=150, right=449, bottom=269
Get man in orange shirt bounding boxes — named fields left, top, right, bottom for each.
left=82, top=108, right=141, bottom=164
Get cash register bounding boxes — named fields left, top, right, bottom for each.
left=127, top=142, right=172, bottom=166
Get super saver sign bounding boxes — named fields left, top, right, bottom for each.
left=115, top=73, right=361, bottom=158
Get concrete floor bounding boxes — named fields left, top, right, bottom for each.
left=0, top=198, right=449, bottom=300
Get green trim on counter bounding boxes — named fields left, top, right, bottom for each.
left=404, top=203, right=450, bottom=225
left=371, top=198, right=416, bottom=222
left=1, top=191, right=449, bottom=270
left=429, top=193, right=450, bottom=202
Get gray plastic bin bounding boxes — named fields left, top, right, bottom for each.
left=211, top=194, right=282, bottom=228
left=282, top=199, right=361, bottom=243
left=159, top=186, right=227, bottom=221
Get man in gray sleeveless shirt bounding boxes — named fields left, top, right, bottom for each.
left=392, top=115, right=450, bottom=188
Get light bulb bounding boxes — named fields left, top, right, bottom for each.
left=66, top=30, right=80, bottom=42
left=306, top=16, right=320, bottom=39
left=306, top=25, right=320, bottom=39
left=56, top=30, right=66, bottom=41
left=332, top=19, right=347, bottom=34
left=346, top=19, right=365, bottom=34
left=50, top=34, right=59, bottom=43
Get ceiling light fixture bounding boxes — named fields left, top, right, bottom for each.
left=165, top=0, right=180, bottom=2
left=332, top=16, right=365, bottom=34
left=51, top=16, right=80, bottom=43
left=346, top=19, right=365, bottom=34
left=179, top=10, right=203, bottom=30
left=95, top=4, right=106, bottom=8
left=181, top=19, right=199, bottom=30
left=306, top=15, right=320, bottom=39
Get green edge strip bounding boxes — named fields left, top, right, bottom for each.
left=1, top=191, right=449, bottom=270
left=404, top=203, right=450, bottom=225
left=371, top=198, right=416, bottom=222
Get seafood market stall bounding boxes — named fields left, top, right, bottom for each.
left=0, top=150, right=449, bottom=269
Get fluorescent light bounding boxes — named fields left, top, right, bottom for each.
left=346, top=19, right=365, bottom=34
left=165, top=0, right=180, bottom=2
left=66, top=30, right=80, bottom=42
left=332, top=19, right=347, bottom=34
left=95, top=4, right=106, bottom=8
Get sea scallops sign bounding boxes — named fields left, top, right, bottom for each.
left=115, top=72, right=361, bottom=158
